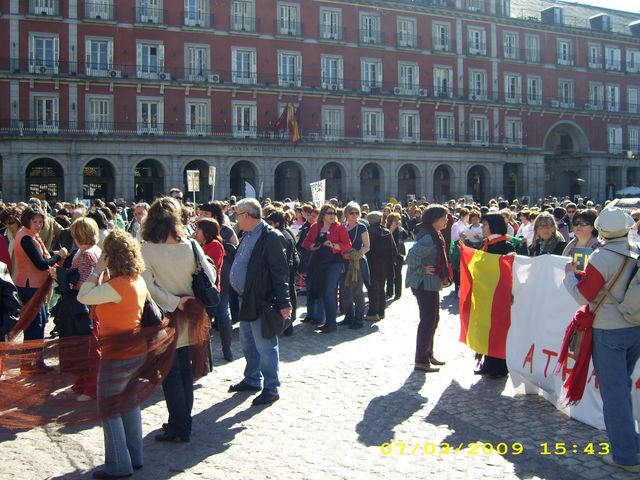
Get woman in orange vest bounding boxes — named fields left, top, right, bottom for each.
left=78, top=229, right=149, bottom=479
left=13, top=206, right=67, bottom=371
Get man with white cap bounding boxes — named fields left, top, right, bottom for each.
left=564, top=205, right=640, bottom=473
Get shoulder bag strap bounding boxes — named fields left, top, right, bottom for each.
left=189, top=239, right=203, bottom=273
left=594, top=257, right=630, bottom=313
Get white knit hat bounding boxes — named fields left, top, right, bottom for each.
left=594, top=206, right=635, bottom=239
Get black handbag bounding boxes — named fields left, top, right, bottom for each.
left=190, top=240, right=220, bottom=308
left=141, top=296, right=163, bottom=328
left=261, top=303, right=292, bottom=339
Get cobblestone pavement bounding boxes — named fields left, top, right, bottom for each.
left=1, top=284, right=634, bottom=480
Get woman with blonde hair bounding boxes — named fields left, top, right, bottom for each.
left=528, top=212, right=567, bottom=257
left=140, top=197, right=216, bottom=443
left=78, top=229, right=149, bottom=478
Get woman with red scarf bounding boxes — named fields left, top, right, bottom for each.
left=405, top=205, right=452, bottom=373
left=13, top=206, right=67, bottom=371
left=473, top=213, right=514, bottom=378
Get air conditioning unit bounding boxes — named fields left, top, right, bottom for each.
left=393, top=86, right=402, bottom=95
left=288, top=81, right=296, bottom=87
left=108, top=69, right=122, bottom=78
left=38, top=65, right=48, bottom=74
left=551, top=100, right=560, bottom=107
left=469, top=94, right=477, bottom=101
left=159, top=72, right=171, bottom=81
left=330, top=83, right=339, bottom=91
left=208, top=74, right=221, bottom=83
left=418, top=88, right=428, bottom=97
left=584, top=103, right=594, bottom=110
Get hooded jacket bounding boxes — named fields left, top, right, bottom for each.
left=366, top=223, right=397, bottom=277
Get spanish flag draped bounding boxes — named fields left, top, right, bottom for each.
left=287, top=104, right=301, bottom=144
left=459, top=244, right=514, bottom=359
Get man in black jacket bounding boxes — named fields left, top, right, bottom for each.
left=228, top=199, right=291, bottom=406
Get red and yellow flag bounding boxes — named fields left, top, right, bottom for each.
left=459, top=244, right=514, bottom=359
left=287, top=104, right=301, bottom=144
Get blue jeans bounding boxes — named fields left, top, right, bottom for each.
left=320, top=262, right=344, bottom=327
left=214, top=289, right=232, bottom=325
left=161, top=347, right=193, bottom=439
left=592, top=326, right=640, bottom=466
left=17, top=285, right=48, bottom=340
left=98, top=355, right=146, bottom=476
left=239, top=319, right=280, bottom=395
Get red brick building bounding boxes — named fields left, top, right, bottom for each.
left=0, top=0, right=639, bottom=204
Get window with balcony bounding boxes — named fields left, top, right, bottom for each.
left=231, top=0, right=255, bottom=32
left=137, top=0, right=163, bottom=24
left=608, top=126, right=622, bottom=153
left=361, top=59, right=382, bottom=93
left=321, top=55, right=343, bottom=90
left=362, top=109, right=384, bottom=141
left=434, top=66, right=453, bottom=98
left=184, top=0, right=209, bottom=27
left=504, top=74, right=521, bottom=104
left=558, top=80, right=574, bottom=107
left=397, top=17, right=417, bottom=48
left=470, top=116, right=488, bottom=145
left=467, top=0, right=485, bottom=12
left=30, top=0, right=59, bottom=16
left=588, top=44, right=602, bottom=69
left=524, top=34, right=539, bottom=63
left=557, top=40, right=573, bottom=66
left=29, top=34, right=59, bottom=74
left=398, top=63, right=418, bottom=94
left=136, top=42, right=165, bottom=79
left=85, top=38, right=113, bottom=77
left=469, top=70, right=486, bottom=100
left=400, top=110, right=419, bottom=142
left=627, top=49, right=640, bottom=73
left=505, top=118, right=522, bottom=145
left=588, top=82, right=604, bottom=110
left=435, top=114, right=454, bottom=144
left=468, top=27, right=486, bottom=55
left=503, top=32, right=519, bottom=60
left=87, top=96, right=112, bottom=132
left=320, top=8, right=341, bottom=40
left=137, top=98, right=163, bottom=134
left=32, top=95, right=59, bottom=132
left=232, top=101, right=256, bottom=138
left=185, top=45, right=209, bottom=80
left=607, top=84, right=620, bottom=112
left=322, top=106, right=343, bottom=140
left=360, top=13, right=381, bottom=44
left=629, top=87, right=640, bottom=114
left=605, top=46, right=622, bottom=71
left=85, top=0, right=114, bottom=20
left=433, top=22, right=451, bottom=52
left=629, top=127, right=640, bottom=153
left=527, top=76, right=541, bottom=105
left=231, top=47, right=256, bottom=84
left=278, top=51, right=301, bottom=87
left=186, top=101, right=209, bottom=135
left=278, top=3, right=300, bottom=36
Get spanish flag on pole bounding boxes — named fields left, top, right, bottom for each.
left=287, top=104, right=301, bottom=144
left=459, top=245, right=514, bottom=359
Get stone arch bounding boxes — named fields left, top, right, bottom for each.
left=433, top=164, right=455, bottom=202
left=82, top=158, right=116, bottom=201
left=230, top=160, right=258, bottom=198
left=25, top=157, right=65, bottom=203
left=543, top=121, right=590, bottom=155
left=359, top=162, right=384, bottom=207
left=319, top=162, right=346, bottom=201
left=133, top=159, right=166, bottom=202
left=466, top=164, right=491, bottom=203
left=397, top=163, right=420, bottom=202
left=274, top=161, right=305, bottom=200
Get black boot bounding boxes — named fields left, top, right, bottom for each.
left=219, top=322, right=233, bottom=362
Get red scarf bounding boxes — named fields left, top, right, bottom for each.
left=482, top=235, right=510, bottom=252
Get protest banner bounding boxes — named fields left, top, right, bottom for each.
left=186, top=170, right=199, bottom=204
left=310, top=179, right=326, bottom=207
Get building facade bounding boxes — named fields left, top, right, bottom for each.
left=0, top=0, right=639, bottom=205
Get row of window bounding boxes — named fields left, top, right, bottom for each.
left=25, top=0, right=640, bottom=68
left=23, top=36, right=640, bottom=114
left=19, top=94, right=640, bottom=152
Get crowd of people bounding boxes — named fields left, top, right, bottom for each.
left=2, top=191, right=640, bottom=476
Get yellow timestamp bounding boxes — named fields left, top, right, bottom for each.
left=380, top=442, right=525, bottom=455
left=539, top=442, right=610, bottom=455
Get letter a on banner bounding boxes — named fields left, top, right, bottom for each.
left=309, top=179, right=326, bottom=207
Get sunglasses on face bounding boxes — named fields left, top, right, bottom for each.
left=348, top=211, right=359, bottom=216
left=325, top=211, right=336, bottom=216
left=567, top=210, right=576, bottom=214
left=573, top=221, right=591, bottom=227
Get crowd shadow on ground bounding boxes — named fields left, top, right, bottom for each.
left=356, top=372, right=427, bottom=446
left=424, top=378, right=611, bottom=480
left=441, top=288, right=459, bottom=316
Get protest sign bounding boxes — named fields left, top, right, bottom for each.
left=571, top=247, right=592, bottom=273
left=310, top=179, right=326, bottom=207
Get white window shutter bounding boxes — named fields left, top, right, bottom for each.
left=231, top=49, right=237, bottom=75
left=158, top=44, right=165, bottom=70
left=136, top=44, right=142, bottom=74
left=377, top=61, right=382, bottom=84
left=297, top=54, right=302, bottom=80
left=53, top=37, right=59, bottom=64
left=251, top=50, right=256, bottom=76
left=108, top=41, right=114, bottom=68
